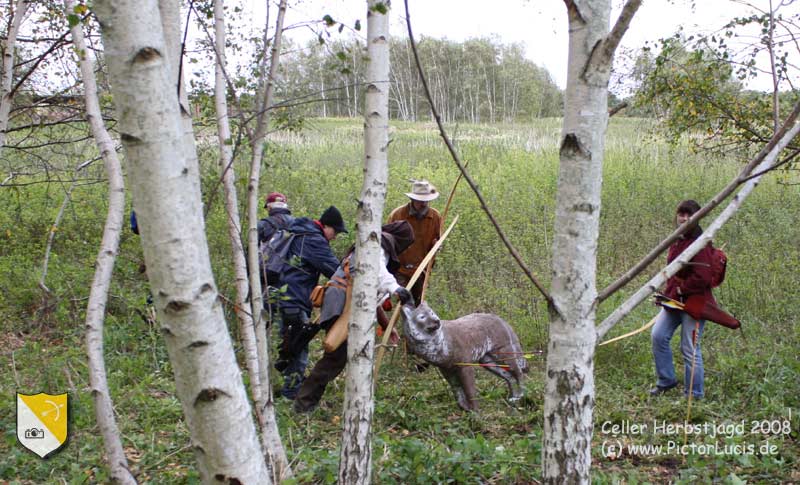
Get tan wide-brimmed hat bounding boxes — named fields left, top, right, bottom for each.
left=405, top=179, right=439, bottom=202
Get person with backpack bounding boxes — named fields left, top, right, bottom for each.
left=293, top=221, right=415, bottom=414
left=274, top=205, right=348, bottom=399
left=256, top=192, right=295, bottom=333
left=650, top=199, right=715, bottom=399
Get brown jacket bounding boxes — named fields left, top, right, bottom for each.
left=387, top=203, right=442, bottom=277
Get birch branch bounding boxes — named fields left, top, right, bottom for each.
left=597, top=119, right=800, bottom=340
left=583, top=0, right=642, bottom=83
left=403, top=0, right=552, bottom=307
left=597, top=101, right=800, bottom=302
left=39, top=181, right=75, bottom=295
left=65, top=0, right=136, bottom=481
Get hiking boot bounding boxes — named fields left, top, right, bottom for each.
left=293, top=400, right=318, bottom=414
left=649, top=382, right=678, bottom=396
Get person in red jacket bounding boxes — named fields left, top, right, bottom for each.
left=650, top=200, right=714, bottom=399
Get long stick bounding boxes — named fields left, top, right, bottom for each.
left=419, top=162, right=467, bottom=303
left=598, top=315, right=657, bottom=346
left=373, top=216, right=459, bottom=381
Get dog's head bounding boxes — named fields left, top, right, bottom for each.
left=401, top=301, right=441, bottom=335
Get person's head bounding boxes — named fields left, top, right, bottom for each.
left=406, top=179, right=439, bottom=211
left=319, top=206, right=347, bottom=241
left=675, top=199, right=701, bottom=226
left=264, top=192, right=289, bottom=212
left=381, top=220, right=415, bottom=264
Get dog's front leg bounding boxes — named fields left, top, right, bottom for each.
left=439, top=367, right=472, bottom=411
left=456, top=366, right=479, bottom=411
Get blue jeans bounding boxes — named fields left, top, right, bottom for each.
left=278, top=311, right=309, bottom=399
left=651, top=308, right=705, bottom=398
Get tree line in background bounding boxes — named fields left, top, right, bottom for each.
left=247, top=35, right=564, bottom=123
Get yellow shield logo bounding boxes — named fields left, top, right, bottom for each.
left=17, top=392, right=69, bottom=458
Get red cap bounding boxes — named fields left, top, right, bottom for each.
left=264, top=192, right=288, bottom=209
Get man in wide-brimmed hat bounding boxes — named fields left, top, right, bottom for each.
left=387, top=179, right=442, bottom=303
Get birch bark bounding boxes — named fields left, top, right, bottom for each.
left=543, top=4, right=607, bottom=481
left=213, top=0, right=263, bottom=424
left=338, top=2, right=390, bottom=483
left=94, top=1, right=269, bottom=481
left=0, top=0, right=29, bottom=155
left=65, top=0, right=135, bottom=481
left=243, top=1, right=291, bottom=479
left=544, top=1, right=640, bottom=482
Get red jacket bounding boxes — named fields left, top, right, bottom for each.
left=664, top=235, right=715, bottom=305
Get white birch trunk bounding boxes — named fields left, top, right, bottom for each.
left=0, top=0, right=29, bottom=156
left=544, top=1, right=608, bottom=482
left=93, top=1, right=269, bottom=482
left=65, top=0, right=136, bottom=481
left=213, top=0, right=264, bottom=423
left=244, top=1, right=291, bottom=480
left=338, top=2, right=390, bottom=483
left=544, top=2, right=641, bottom=482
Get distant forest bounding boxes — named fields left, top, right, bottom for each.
left=273, top=36, right=564, bottom=123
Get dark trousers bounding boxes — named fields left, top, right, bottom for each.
left=294, top=341, right=348, bottom=411
left=277, top=309, right=315, bottom=399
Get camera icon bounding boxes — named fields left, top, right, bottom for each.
left=24, top=428, right=45, bottom=439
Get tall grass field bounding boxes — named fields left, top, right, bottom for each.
left=1, top=117, right=798, bottom=483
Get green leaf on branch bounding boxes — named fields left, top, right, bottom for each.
left=322, top=14, right=335, bottom=27
left=371, top=2, right=389, bottom=14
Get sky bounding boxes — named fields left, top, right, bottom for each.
left=273, top=0, right=798, bottom=93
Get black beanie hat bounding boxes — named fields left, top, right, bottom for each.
left=319, top=206, right=348, bottom=233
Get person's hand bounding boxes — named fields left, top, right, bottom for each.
left=395, top=287, right=415, bottom=307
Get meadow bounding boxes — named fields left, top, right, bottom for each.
left=1, top=117, right=798, bottom=483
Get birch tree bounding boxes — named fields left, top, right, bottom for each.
left=243, top=1, right=292, bottom=479
left=543, top=1, right=641, bottom=481
left=212, top=0, right=263, bottom=429
left=0, top=0, right=30, bottom=156
left=93, top=0, right=269, bottom=481
left=338, top=2, right=390, bottom=482
left=64, top=0, right=135, bottom=482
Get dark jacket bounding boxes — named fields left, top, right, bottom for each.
left=279, top=217, right=340, bottom=315
left=664, top=227, right=715, bottom=305
left=258, top=207, right=293, bottom=243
